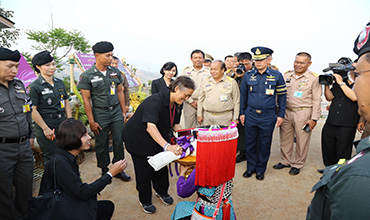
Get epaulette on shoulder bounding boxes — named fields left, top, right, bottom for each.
left=183, top=66, right=192, bottom=70
left=311, top=71, right=318, bottom=77
left=285, top=70, right=293, bottom=74
left=226, top=76, right=234, bottom=81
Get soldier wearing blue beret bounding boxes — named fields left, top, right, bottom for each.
left=240, top=46, right=287, bottom=180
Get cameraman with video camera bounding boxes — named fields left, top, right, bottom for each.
left=318, top=57, right=360, bottom=173
left=234, top=52, right=254, bottom=163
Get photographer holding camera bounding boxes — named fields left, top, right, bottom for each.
left=234, top=52, right=254, bottom=163
left=318, top=58, right=360, bottom=173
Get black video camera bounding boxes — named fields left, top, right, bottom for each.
left=235, top=64, right=246, bottom=75
left=319, top=57, right=355, bottom=85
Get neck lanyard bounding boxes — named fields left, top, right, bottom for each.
left=169, top=103, right=176, bottom=127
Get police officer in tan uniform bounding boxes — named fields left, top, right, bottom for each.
left=197, top=60, right=240, bottom=126
left=273, top=52, right=321, bottom=175
left=181, top=49, right=211, bottom=128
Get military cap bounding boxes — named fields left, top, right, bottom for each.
left=32, top=50, right=54, bottom=73
left=354, top=22, right=370, bottom=58
left=251, top=46, right=274, bottom=60
left=205, top=53, right=214, bottom=62
left=0, top=48, right=21, bottom=62
left=92, top=41, right=114, bottom=53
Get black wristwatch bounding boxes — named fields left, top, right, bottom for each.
left=312, top=119, right=317, bottom=122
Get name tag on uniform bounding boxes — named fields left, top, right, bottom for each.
left=265, top=89, right=274, bottom=95
left=110, top=83, right=115, bottom=95
left=220, top=94, right=228, bottom=101
left=294, top=91, right=303, bottom=98
left=23, top=104, right=30, bottom=113
left=91, top=76, right=103, bottom=83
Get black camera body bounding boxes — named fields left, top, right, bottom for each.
left=235, top=64, right=247, bottom=75
left=319, top=57, right=355, bottom=85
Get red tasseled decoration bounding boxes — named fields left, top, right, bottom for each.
left=195, top=139, right=237, bottom=187
left=222, top=200, right=231, bottom=220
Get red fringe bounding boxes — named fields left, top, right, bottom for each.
left=195, top=139, right=237, bottom=187
left=222, top=201, right=231, bottom=220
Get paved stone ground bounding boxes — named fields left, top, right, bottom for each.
left=32, top=119, right=361, bottom=220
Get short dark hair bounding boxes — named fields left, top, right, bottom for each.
left=112, top=56, right=119, bottom=60
left=56, top=118, right=87, bottom=151
left=190, top=49, right=205, bottom=59
left=238, top=52, right=252, bottom=62
left=160, top=62, right=178, bottom=77
left=213, top=60, right=226, bottom=71
left=169, top=76, right=195, bottom=92
left=224, top=55, right=233, bottom=60
left=234, top=52, right=242, bottom=57
left=296, top=52, right=311, bottom=61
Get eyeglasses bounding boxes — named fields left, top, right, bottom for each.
left=294, top=61, right=309, bottom=65
left=354, top=69, right=370, bottom=78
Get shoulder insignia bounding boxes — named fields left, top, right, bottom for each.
left=226, top=76, right=234, bottom=81
left=311, top=71, right=318, bottom=77
left=284, top=70, right=293, bottom=74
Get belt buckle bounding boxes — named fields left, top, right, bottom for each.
left=256, top=109, right=262, bottom=113
left=57, top=114, right=62, bottom=118
left=109, top=106, right=113, bottom=111
left=19, top=136, right=27, bottom=144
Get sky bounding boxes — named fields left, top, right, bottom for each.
left=2, top=0, right=370, bottom=77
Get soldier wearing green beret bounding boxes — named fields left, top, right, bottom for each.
left=78, top=41, right=130, bottom=181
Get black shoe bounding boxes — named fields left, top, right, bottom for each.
left=289, top=167, right=300, bottom=175
left=101, top=167, right=109, bottom=176
left=256, top=172, right=264, bottom=180
left=236, top=153, right=247, bottom=163
left=140, top=202, right=156, bottom=214
left=114, top=171, right=131, bottom=181
left=273, top=163, right=291, bottom=169
left=317, top=169, right=325, bottom=174
left=156, top=193, right=173, bottom=205
left=242, top=170, right=254, bottom=178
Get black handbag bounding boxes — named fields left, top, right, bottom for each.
left=28, top=155, right=97, bottom=220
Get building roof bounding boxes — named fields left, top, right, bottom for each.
left=0, top=14, right=15, bottom=29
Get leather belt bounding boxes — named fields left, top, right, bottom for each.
left=0, top=136, right=28, bottom=144
left=287, top=107, right=311, bottom=112
left=41, top=113, right=65, bottom=119
left=94, top=104, right=118, bottom=111
left=249, top=107, right=275, bottom=114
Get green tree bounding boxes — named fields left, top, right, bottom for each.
left=0, top=3, right=20, bottom=47
left=26, top=28, right=90, bottom=71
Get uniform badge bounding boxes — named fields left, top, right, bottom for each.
left=110, top=72, right=117, bottom=76
left=250, top=74, right=257, bottom=81
left=79, top=75, right=83, bottom=83
left=47, top=98, right=52, bottom=105
left=187, top=72, right=191, bottom=75
left=0, top=107, right=4, bottom=114
left=357, top=25, right=370, bottom=50
left=15, top=85, right=22, bottom=90
left=266, top=75, right=276, bottom=81
left=91, top=76, right=103, bottom=83
left=26, top=86, right=30, bottom=95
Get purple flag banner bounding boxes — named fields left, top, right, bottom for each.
left=75, top=53, right=139, bottom=87
left=16, top=54, right=37, bottom=88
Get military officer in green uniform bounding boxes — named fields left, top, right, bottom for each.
left=78, top=41, right=130, bottom=181
left=29, top=51, right=72, bottom=166
left=307, top=21, right=370, bottom=219
left=0, top=48, right=33, bottom=220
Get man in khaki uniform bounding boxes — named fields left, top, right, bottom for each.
left=273, top=52, right=321, bottom=175
left=181, top=49, right=211, bottom=128
left=197, top=60, right=240, bottom=126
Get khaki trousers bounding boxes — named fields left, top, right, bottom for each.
left=183, top=102, right=198, bottom=128
left=279, top=108, right=312, bottom=169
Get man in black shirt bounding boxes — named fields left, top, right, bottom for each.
left=319, top=67, right=360, bottom=172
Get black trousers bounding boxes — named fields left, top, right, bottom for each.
left=97, top=200, right=114, bottom=220
left=321, top=123, right=357, bottom=166
left=131, top=155, right=169, bottom=204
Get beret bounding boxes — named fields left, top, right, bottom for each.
left=0, top=48, right=21, bottom=62
left=32, top=50, right=54, bottom=66
left=92, top=41, right=114, bottom=53
left=354, top=22, right=370, bottom=58
left=251, top=47, right=274, bottom=61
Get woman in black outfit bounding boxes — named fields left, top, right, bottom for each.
left=123, top=76, right=195, bottom=214
left=39, top=118, right=126, bottom=220
left=151, top=62, right=178, bottom=94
